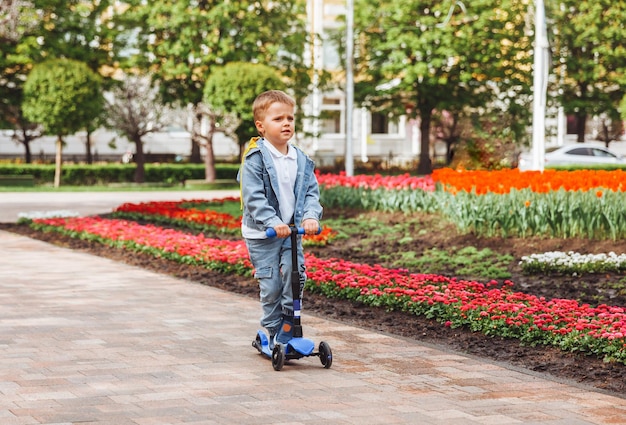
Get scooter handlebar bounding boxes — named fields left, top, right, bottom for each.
left=266, top=227, right=321, bottom=238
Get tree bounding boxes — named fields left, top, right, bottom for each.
left=185, top=103, right=239, bottom=182
left=204, top=62, right=286, bottom=160
left=0, top=0, right=45, bottom=162
left=352, top=0, right=533, bottom=174
left=0, top=0, right=118, bottom=163
left=549, top=1, right=626, bottom=144
left=102, top=74, right=171, bottom=183
left=117, top=0, right=310, bottom=180
left=22, top=59, right=103, bottom=187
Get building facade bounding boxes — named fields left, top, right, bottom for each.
left=300, top=0, right=420, bottom=168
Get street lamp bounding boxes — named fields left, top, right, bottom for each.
left=531, top=0, right=549, bottom=171
left=345, top=0, right=354, bottom=176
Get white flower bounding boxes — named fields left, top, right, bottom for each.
left=519, top=250, right=626, bottom=273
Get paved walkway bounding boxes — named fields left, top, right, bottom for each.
left=0, top=190, right=240, bottom=224
left=1, top=191, right=626, bottom=424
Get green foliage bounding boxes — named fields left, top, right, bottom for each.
left=320, top=186, right=443, bottom=213
left=1, top=1, right=117, bottom=160
left=352, top=0, right=533, bottom=172
left=24, top=1, right=116, bottom=70
left=184, top=200, right=242, bottom=218
left=322, top=209, right=513, bottom=281
left=461, top=114, right=525, bottom=169
left=3, top=1, right=626, bottom=172
left=321, top=185, right=626, bottom=241
left=550, top=1, right=626, bottom=142
left=446, top=189, right=626, bottom=240
left=22, top=59, right=103, bottom=136
left=204, top=62, right=286, bottom=144
left=120, top=0, right=308, bottom=107
left=0, top=163, right=239, bottom=186
left=324, top=210, right=515, bottom=280
left=620, top=95, right=626, bottom=122
left=393, top=247, right=513, bottom=280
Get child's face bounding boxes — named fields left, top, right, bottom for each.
left=255, top=101, right=295, bottom=150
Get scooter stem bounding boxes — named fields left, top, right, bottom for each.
left=290, top=228, right=304, bottom=338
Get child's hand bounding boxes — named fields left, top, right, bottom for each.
left=302, top=219, right=320, bottom=235
left=272, top=223, right=291, bottom=238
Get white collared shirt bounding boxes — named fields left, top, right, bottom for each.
left=267, top=142, right=297, bottom=224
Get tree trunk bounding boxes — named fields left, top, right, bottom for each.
left=576, top=112, right=586, bottom=143
left=204, top=131, right=216, bottom=182
left=446, top=139, right=456, bottom=165
left=24, top=140, right=32, bottom=164
left=602, top=123, right=609, bottom=145
left=17, top=128, right=34, bottom=164
left=85, top=130, right=93, bottom=164
left=188, top=108, right=204, bottom=164
left=54, top=136, right=63, bottom=188
left=416, top=109, right=433, bottom=175
left=190, top=138, right=202, bottom=163
left=444, top=115, right=459, bottom=166
left=133, top=136, right=145, bottom=183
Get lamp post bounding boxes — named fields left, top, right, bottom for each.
left=345, top=0, right=354, bottom=176
left=531, top=0, right=549, bottom=171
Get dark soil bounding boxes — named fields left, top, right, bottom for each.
left=3, top=209, right=626, bottom=398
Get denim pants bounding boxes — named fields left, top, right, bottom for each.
left=245, top=235, right=306, bottom=335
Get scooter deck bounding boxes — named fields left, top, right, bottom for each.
left=252, top=330, right=316, bottom=358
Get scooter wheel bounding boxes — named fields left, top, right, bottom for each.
left=318, top=341, right=332, bottom=369
left=253, top=334, right=262, bottom=350
left=272, top=343, right=285, bottom=371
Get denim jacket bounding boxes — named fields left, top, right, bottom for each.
left=239, top=138, right=323, bottom=234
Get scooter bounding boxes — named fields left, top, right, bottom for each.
left=252, top=226, right=333, bottom=371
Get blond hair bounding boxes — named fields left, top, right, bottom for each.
left=252, top=90, right=295, bottom=122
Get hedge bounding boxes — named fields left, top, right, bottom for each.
left=0, top=163, right=240, bottom=186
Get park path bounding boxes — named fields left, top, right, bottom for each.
left=0, top=190, right=240, bottom=223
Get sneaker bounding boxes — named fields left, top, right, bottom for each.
left=274, top=316, right=294, bottom=344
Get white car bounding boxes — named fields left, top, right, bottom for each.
left=518, top=143, right=626, bottom=170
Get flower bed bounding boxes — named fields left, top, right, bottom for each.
left=112, top=198, right=242, bottom=234
left=20, top=168, right=626, bottom=364
left=432, top=168, right=626, bottom=194
left=111, top=198, right=337, bottom=247
left=29, top=213, right=626, bottom=364
left=318, top=169, right=626, bottom=239
left=317, top=168, right=626, bottom=193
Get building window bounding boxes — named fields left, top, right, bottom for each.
left=320, top=96, right=342, bottom=134
left=321, top=110, right=341, bottom=134
left=322, top=37, right=341, bottom=70
left=371, top=112, right=398, bottom=134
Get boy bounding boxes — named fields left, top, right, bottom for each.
left=239, top=90, right=323, bottom=347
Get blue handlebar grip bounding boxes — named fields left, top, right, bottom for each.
left=265, top=227, right=321, bottom=238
